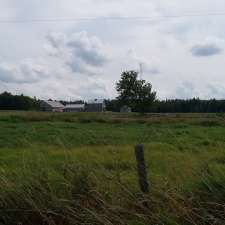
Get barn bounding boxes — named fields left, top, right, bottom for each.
left=40, top=100, right=64, bottom=112
left=86, top=99, right=106, bottom=112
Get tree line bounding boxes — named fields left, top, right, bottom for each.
left=0, top=92, right=40, bottom=110
left=106, top=70, right=225, bottom=113
left=106, top=98, right=225, bottom=113
left=1, top=70, right=225, bottom=113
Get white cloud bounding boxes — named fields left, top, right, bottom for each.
left=175, top=82, right=199, bottom=99
left=125, top=49, right=160, bottom=75
left=205, top=83, right=225, bottom=99
left=0, top=31, right=112, bottom=100
left=0, top=60, right=51, bottom=84
left=47, top=31, right=110, bottom=76
left=0, top=0, right=225, bottom=99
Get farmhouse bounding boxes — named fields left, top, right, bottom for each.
left=63, top=104, right=85, bottom=112
left=40, top=100, right=64, bottom=112
left=40, top=99, right=106, bottom=113
left=86, top=99, right=106, bottom=112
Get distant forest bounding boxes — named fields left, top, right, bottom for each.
left=105, top=98, right=225, bottom=113
left=0, top=92, right=40, bottom=110
left=1, top=91, right=225, bottom=113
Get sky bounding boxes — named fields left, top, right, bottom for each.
left=0, top=0, right=225, bottom=100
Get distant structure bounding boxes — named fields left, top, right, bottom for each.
left=40, top=99, right=106, bottom=113
left=120, top=105, right=132, bottom=113
left=63, top=104, right=85, bottom=112
left=40, top=100, right=64, bottom=112
left=86, top=99, right=106, bottom=112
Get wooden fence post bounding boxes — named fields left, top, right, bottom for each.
left=135, top=144, right=149, bottom=193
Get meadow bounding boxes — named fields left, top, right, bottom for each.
left=0, top=111, right=225, bottom=225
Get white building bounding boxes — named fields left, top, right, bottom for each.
left=63, top=104, right=85, bottom=112
left=40, top=100, right=64, bottom=112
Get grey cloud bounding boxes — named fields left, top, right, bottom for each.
left=66, top=60, right=102, bottom=76
left=67, top=32, right=108, bottom=66
left=47, top=31, right=110, bottom=75
left=46, top=33, right=66, bottom=49
left=191, top=44, right=223, bottom=57
left=0, top=61, right=50, bottom=84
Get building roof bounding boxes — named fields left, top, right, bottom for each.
left=43, top=100, right=64, bottom=108
left=87, top=99, right=105, bottom=104
left=64, top=104, right=85, bottom=109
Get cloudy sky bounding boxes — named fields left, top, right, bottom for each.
left=0, top=0, right=225, bottom=100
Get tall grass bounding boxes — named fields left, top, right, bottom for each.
left=0, top=111, right=224, bottom=125
left=0, top=112, right=225, bottom=224
left=0, top=149, right=224, bottom=225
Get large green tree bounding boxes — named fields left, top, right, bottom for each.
left=116, top=71, right=156, bottom=113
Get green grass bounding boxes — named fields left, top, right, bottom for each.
left=0, top=111, right=225, bottom=224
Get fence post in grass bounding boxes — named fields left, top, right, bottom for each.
left=135, top=144, right=149, bottom=193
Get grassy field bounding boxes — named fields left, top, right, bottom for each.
left=0, top=111, right=225, bottom=225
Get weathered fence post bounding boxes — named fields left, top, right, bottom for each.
left=135, top=144, right=149, bottom=193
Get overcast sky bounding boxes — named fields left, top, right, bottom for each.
left=0, top=0, right=225, bottom=100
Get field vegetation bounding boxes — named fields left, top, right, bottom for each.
left=0, top=111, right=225, bottom=225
